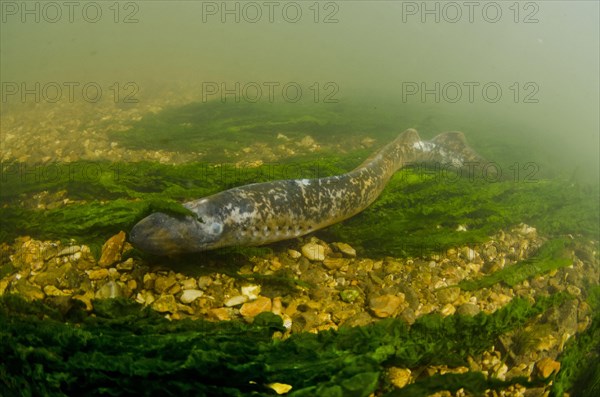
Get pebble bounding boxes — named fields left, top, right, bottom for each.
left=369, top=294, right=405, bottom=318
left=461, top=247, right=478, bottom=262
left=154, top=274, right=178, bottom=294
left=440, top=303, right=456, bottom=317
left=151, top=295, right=179, bottom=313
left=197, top=276, right=212, bottom=289
left=210, top=307, right=232, bottom=321
left=301, top=242, right=325, bottom=261
left=333, top=242, right=357, bottom=257
left=14, top=280, right=45, bottom=301
left=180, top=278, right=197, bottom=290
left=287, top=249, right=302, bottom=259
left=43, top=285, right=70, bottom=297
left=271, top=297, right=283, bottom=315
left=57, top=245, right=81, bottom=257
left=225, top=295, right=248, bottom=307
left=95, top=281, right=124, bottom=299
left=87, top=268, right=109, bottom=280
left=266, top=383, right=293, bottom=395
left=566, top=285, right=581, bottom=296
left=98, top=231, right=126, bottom=267
left=535, top=357, right=561, bottom=378
left=180, top=289, right=203, bottom=304
left=73, top=290, right=94, bottom=311
left=436, top=287, right=460, bottom=304
left=340, top=289, right=360, bottom=303
left=240, top=296, right=272, bottom=318
left=136, top=290, right=156, bottom=306
left=116, top=258, right=134, bottom=271
left=516, top=224, right=537, bottom=237
left=323, top=258, right=348, bottom=270
left=388, top=367, right=411, bottom=388
left=241, top=285, right=261, bottom=300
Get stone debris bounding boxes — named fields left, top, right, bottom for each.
left=180, top=289, right=203, bottom=304
left=0, top=223, right=597, bottom=396
left=388, top=367, right=411, bottom=388
left=369, top=294, right=405, bottom=318
left=301, top=241, right=326, bottom=261
left=98, top=231, right=126, bottom=268
left=332, top=242, right=357, bottom=257
left=535, top=357, right=561, bottom=378
left=240, top=296, right=272, bottom=319
left=224, top=295, right=248, bottom=307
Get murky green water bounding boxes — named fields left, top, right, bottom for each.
left=1, top=2, right=598, bottom=396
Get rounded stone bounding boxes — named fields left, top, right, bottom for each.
left=333, top=242, right=357, bottom=257
left=301, top=242, right=325, bottom=261
left=180, top=289, right=203, bottom=304
left=224, top=295, right=248, bottom=307
left=340, top=289, right=360, bottom=303
left=240, top=296, right=272, bottom=318
left=436, top=287, right=460, bottom=304
left=369, top=294, right=405, bottom=318
left=151, top=295, right=178, bottom=313
left=95, top=281, right=124, bottom=299
left=98, top=231, right=126, bottom=268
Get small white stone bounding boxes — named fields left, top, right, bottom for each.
left=282, top=314, right=293, bottom=330
left=241, top=285, right=261, bottom=300
left=224, top=295, right=248, bottom=307
left=333, top=242, right=356, bottom=257
left=180, top=278, right=198, bottom=290
left=456, top=224, right=468, bottom=232
left=287, top=249, right=302, bottom=259
left=301, top=242, right=325, bottom=261
left=57, top=245, right=81, bottom=256
left=180, top=289, right=204, bottom=304
left=462, top=247, right=477, bottom=261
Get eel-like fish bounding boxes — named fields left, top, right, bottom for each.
left=129, top=129, right=486, bottom=255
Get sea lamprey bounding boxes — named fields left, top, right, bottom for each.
left=129, top=129, right=487, bottom=255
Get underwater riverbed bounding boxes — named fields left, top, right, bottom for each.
left=1, top=98, right=599, bottom=396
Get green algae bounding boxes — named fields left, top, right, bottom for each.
left=553, top=286, right=600, bottom=397
left=0, top=293, right=567, bottom=397
left=456, top=238, right=572, bottom=291
left=1, top=160, right=598, bottom=260
left=1, top=100, right=598, bottom=397
left=107, top=100, right=408, bottom=161
left=2, top=100, right=597, bottom=256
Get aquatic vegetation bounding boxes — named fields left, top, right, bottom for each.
left=1, top=100, right=598, bottom=396
left=457, top=238, right=572, bottom=291
left=1, top=159, right=597, bottom=259
left=108, top=100, right=389, bottom=161
left=553, top=286, right=600, bottom=396
left=2, top=101, right=597, bottom=255
left=0, top=293, right=566, bottom=397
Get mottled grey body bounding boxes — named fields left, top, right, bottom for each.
left=130, top=129, right=485, bottom=255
